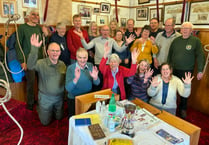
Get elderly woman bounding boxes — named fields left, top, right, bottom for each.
left=131, top=25, right=158, bottom=64
left=148, top=63, right=194, bottom=115
left=99, top=42, right=139, bottom=100
left=127, top=59, right=153, bottom=102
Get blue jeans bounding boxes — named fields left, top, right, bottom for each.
left=37, top=92, right=64, bottom=125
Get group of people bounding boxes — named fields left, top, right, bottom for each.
left=15, top=8, right=205, bottom=126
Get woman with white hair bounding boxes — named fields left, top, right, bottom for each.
left=99, top=42, right=139, bottom=100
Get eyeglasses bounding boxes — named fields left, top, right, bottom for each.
left=49, top=50, right=60, bottom=53
left=165, top=25, right=173, bottom=27
left=181, top=27, right=192, bottom=30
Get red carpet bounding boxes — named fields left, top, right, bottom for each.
left=0, top=99, right=208, bottom=145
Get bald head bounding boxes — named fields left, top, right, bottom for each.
left=101, top=25, right=110, bottom=38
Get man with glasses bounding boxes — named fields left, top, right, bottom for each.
left=15, top=8, right=49, bottom=110
left=167, top=22, right=205, bottom=119
left=154, top=18, right=181, bottom=75
left=27, top=34, right=66, bottom=126
left=65, top=47, right=100, bottom=117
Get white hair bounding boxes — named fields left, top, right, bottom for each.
left=109, top=53, right=120, bottom=63
left=181, top=22, right=193, bottom=29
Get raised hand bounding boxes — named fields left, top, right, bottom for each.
left=144, top=68, right=153, bottom=80
left=89, top=66, right=99, bottom=80
left=74, top=67, right=81, bottom=83
left=104, top=41, right=111, bottom=58
left=125, top=34, right=136, bottom=45
left=182, top=72, right=194, bottom=84
left=131, top=48, right=140, bottom=64
left=30, top=33, right=42, bottom=47
left=73, top=29, right=84, bottom=39
left=150, top=76, right=161, bottom=88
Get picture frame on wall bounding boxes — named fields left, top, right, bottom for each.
left=78, top=5, right=91, bottom=19
left=136, top=7, right=148, bottom=21
left=93, top=8, right=100, bottom=14
left=22, top=0, right=38, bottom=8
left=164, top=4, right=182, bottom=25
left=150, top=8, right=163, bottom=22
left=120, top=18, right=126, bottom=27
left=189, top=1, right=209, bottom=25
left=1, top=0, right=17, bottom=17
left=96, top=15, right=109, bottom=26
left=100, top=2, right=111, bottom=13
left=138, top=0, right=150, bottom=4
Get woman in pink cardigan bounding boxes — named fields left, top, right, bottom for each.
left=99, top=42, right=139, bottom=100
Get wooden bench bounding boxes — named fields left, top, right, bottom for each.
left=132, top=98, right=201, bottom=145
left=75, top=89, right=119, bottom=115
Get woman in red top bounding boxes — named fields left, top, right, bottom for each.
left=99, top=42, right=139, bottom=100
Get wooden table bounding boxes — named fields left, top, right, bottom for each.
left=75, top=89, right=119, bottom=115
left=132, top=98, right=201, bottom=145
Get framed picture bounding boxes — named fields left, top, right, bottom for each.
left=96, top=15, right=109, bottom=26
left=138, top=0, right=150, bottom=4
left=164, top=4, right=182, bottom=25
left=78, top=5, right=91, bottom=19
left=93, top=8, right=100, bottom=14
left=1, top=0, right=17, bottom=17
left=136, top=7, right=148, bottom=21
left=100, top=2, right=111, bottom=13
left=189, top=1, right=209, bottom=25
left=120, top=18, right=126, bottom=27
left=150, top=8, right=163, bottom=22
left=22, top=0, right=38, bottom=8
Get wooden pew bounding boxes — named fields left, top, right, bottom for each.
left=132, top=98, right=201, bottom=145
left=75, top=89, right=119, bottom=115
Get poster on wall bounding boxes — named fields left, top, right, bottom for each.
left=189, top=1, right=209, bottom=25
left=164, top=4, right=182, bottom=24
left=150, top=8, right=163, bottom=22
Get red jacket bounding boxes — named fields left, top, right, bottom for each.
left=99, top=57, right=137, bottom=100
left=66, top=27, right=89, bottom=60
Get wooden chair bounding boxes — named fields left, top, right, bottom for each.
left=75, top=89, right=119, bottom=115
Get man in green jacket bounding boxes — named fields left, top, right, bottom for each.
left=167, top=22, right=205, bottom=119
left=15, top=8, right=49, bottom=110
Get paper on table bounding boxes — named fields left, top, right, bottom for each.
left=74, top=114, right=101, bottom=124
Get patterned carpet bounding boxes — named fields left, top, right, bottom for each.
left=0, top=99, right=208, bottom=145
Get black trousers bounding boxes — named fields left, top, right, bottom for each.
left=173, top=69, right=193, bottom=111
left=67, top=98, right=75, bottom=118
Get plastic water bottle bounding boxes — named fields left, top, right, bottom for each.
left=108, top=94, right=116, bottom=118
left=96, top=101, right=101, bottom=113
left=108, top=117, right=115, bottom=132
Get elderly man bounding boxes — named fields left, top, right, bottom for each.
left=67, top=14, right=89, bottom=64
left=153, top=18, right=181, bottom=75
left=50, top=22, right=71, bottom=66
left=27, top=34, right=66, bottom=126
left=15, top=8, right=49, bottom=110
left=167, top=22, right=205, bottom=119
left=65, top=47, right=100, bottom=117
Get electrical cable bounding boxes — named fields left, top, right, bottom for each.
left=0, top=61, right=23, bottom=145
